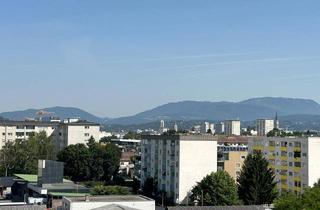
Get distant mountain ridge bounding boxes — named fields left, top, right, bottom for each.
left=1, top=97, right=320, bottom=126
left=107, top=97, right=320, bottom=125
left=0, top=106, right=103, bottom=123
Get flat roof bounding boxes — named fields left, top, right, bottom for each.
left=0, top=120, right=99, bottom=126
left=142, top=134, right=218, bottom=141
left=49, top=192, right=89, bottom=197
left=14, top=174, right=72, bottom=183
left=65, top=195, right=154, bottom=203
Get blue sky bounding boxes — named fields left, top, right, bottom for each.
left=1, top=1, right=320, bottom=117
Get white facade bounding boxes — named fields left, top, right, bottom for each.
left=54, top=122, right=100, bottom=151
left=0, top=120, right=100, bottom=151
left=62, top=195, right=155, bottom=210
left=224, top=120, right=241, bottom=136
left=248, top=136, right=320, bottom=193
left=141, top=135, right=217, bottom=204
left=256, top=119, right=274, bottom=136
left=0, top=121, right=58, bottom=148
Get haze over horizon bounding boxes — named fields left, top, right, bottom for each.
left=1, top=1, right=320, bottom=117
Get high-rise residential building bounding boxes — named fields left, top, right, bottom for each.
left=248, top=136, right=320, bottom=194
left=203, top=122, right=215, bottom=134
left=224, top=120, right=241, bottom=136
left=141, top=134, right=217, bottom=204
left=215, top=122, right=225, bottom=134
left=256, top=119, right=274, bottom=136
left=173, top=123, right=178, bottom=132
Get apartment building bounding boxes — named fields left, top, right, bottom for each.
left=54, top=121, right=100, bottom=151
left=217, top=136, right=248, bottom=180
left=224, top=120, right=241, bottom=136
left=0, top=120, right=100, bottom=151
left=248, top=136, right=320, bottom=193
left=0, top=121, right=59, bottom=148
left=256, top=119, right=274, bottom=136
left=141, top=134, right=217, bottom=204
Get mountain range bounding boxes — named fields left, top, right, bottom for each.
left=1, top=97, right=320, bottom=129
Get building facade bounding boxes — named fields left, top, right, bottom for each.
left=54, top=121, right=100, bottom=151
left=224, top=120, right=241, bottom=136
left=248, top=136, right=320, bottom=193
left=0, top=120, right=100, bottom=151
left=217, top=144, right=248, bottom=180
left=256, top=119, right=274, bottom=136
left=0, top=121, right=59, bottom=148
left=141, top=135, right=217, bottom=204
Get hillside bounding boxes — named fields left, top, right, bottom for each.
left=0, top=106, right=103, bottom=123
left=107, top=97, right=320, bottom=125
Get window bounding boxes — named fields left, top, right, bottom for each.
left=236, top=162, right=241, bottom=168
left=84, top=133, right=90, bottom=137
left=289, top=162, right=293, bottom=167
left=294, top=162, right=301, bottom=168
left=302, top=153, right=307, bottom=157
left=2, top=133, right=5, bottom=136
left=85, top=126, right=90, bottom=129
left=241, top=155, right=246, bottom=159
left=294, top=142, right=301, bottom=147
left=8, top=133, right=12, bottom=136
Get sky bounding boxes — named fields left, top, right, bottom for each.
left=1, top=1, right=320, bottom=117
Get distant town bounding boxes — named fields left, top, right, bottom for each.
left=0, top=107, right=319, bottom=210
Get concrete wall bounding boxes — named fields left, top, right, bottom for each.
left=178, top=140, right=217, bottom=204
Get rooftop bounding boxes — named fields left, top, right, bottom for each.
left=14, top=174, right=72, bottom=183
left=142, top=134, right=218, bottom=141
left=65, top=195, right=154, bottom=203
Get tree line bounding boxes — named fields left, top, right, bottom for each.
left=0, top=132, right=122, bottom=184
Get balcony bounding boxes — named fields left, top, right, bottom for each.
left=280, top=147, right=287, bottom=152
left=268, top=146, right=275, bottom=151
left=294, top=147, right=301, bottom=152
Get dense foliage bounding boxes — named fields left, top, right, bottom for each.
left=190, top=170, right=239, bottom=206
left=0, top=131, right=55, bottom=176
left=57, top=137, right=121, bottom=182
left=274, top=183, right=320, bottom=210
left=91, top=185, right=130, bottom=195
left=237, top=153, right=277, bottom=205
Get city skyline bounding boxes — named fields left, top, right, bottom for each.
left=1, top=1, right=320, bottom=117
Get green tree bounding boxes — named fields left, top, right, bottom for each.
left=0, top=141, right=16, bottom=176
left=100, top=135, right=117, bottom=143
left=301, top=186, right=320, bottom=210
left=91, top=185, right=130, bottom=195
left=0, top=131, right=55, bottom=176
left=57, top=144, right=91, bottom=181
left=237, top=153, right=277, bottom=205
left=103, top=143, right=121, bottom=181
left=142, top=177, right=157, bottom=198
left=123, top=131, right=141, bottom=139
left=190, top=170, right=239, bottom=206
left=274, top=192, right=303, bottom=210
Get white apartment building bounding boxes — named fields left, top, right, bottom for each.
left=224, top=120, right=241, bottom=136
left=0, top=120, right=100, bottom=151
left=248, top=136, right=320, bottom=194
left=0, top=121, right=59, bottom=148
left=256, top=119, right=274, bottom=136
left=54, top=121, right=100, bottom=151
left=141, top=134, right=217, bottom=204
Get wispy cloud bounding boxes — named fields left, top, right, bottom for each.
left=102, top=51, right=260, bottom=64
left=142, top=55, right=320, bottom=71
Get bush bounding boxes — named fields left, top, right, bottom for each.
left=91, top=185, right=131, bottom=195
